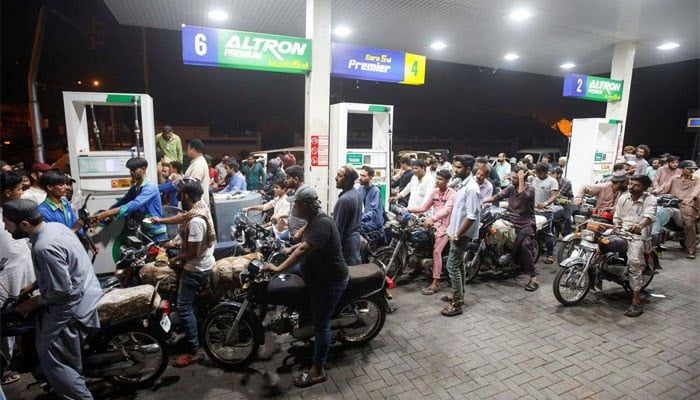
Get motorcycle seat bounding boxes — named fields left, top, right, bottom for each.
left=345, top=263, right=384, bottom=298
left=97, top=284, right=160, bottom=325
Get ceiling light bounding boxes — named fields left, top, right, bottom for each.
left=333, top=26, right=352, bottom=37
left=559, top=62, right=576, bottom=69
left=430, top=41, right=447, bottom=50
left=504, top=53, right=519, bottom=61
left=208, top=10, right=228, bottom=22
left=509, top=9, right=532, bottom=21
left=657, top=42, right=679, bottom=50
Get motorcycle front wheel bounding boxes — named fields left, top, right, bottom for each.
left=557, top=238, right=580, bottom=263
left=372, top=246, right=404, bottom=280
left=640, top=252, right=658, bottom=291
left=532, top=238, right=541, bottom=264
left=203, top=307, right=260, bottom=368
left=337, top=294, right=386, bottom=346
left=463, top=246, right=481, bottom=284
left=104, top=326, right=169, bottom=389
left=553, top=263, right=590, bottom=306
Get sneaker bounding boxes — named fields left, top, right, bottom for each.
left=524, top=281, right=539, bottom=291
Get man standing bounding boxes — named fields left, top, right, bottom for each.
left=634, top=145, right=651, bottom=175
left=155, top=125, right=183, bottom=163
left=646, top=158, right=660, bottom=181
left=92, top=158, right=167, bottom=241
left=285, top=165, right=307, bottom=241
left=474, top=165, right=493, bottom=199
left=440, top=155, right=480, bottom=316
left=652, top=156, right=681, bottom=188
left=219, top=160, right=246, bottom=193
left=484, top=167, right=539, bottom=291
left=214, top=154, right=230, bottom=187
left=21, top=162, right=55, bottom=204
left=358, top=166, right=385, bottom=243
left=333, top=165, right=363, bottom=266
left=532, top=163, right=561, bottom=264
left=652, top=160, right=700, bottom=259
left=390, top=157, right=414, bottom=206
left=241, top=154, right=265, bottom=191
left=393, top=159, right=435, bottom=209
left=494, top=153, right=512, bottom=189
left=557, top=156, right=568, bottom=176
left=613, top=175, right=656, bottom=317
left=158, top=160, right=182, bottom=207
left=436, top=153, right=452, bottom=172
left=184, top=139, right=211, bottom=206
left=425, top=156, right=438, bottom=180
left=551, top=167, right=574, bottom=235
left=476, top=158, right=500, bottom=190
left=5, top=199, right=102, bottom=399
left=37, top=170, right=87, bottom=242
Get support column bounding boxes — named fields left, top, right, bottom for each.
left=605, top=42, right=636, bottom=154
left=304, top=0, right=332, bottom=211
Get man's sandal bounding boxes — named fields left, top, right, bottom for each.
left=293, top=371, right=327, bottom=388
left=1, top=370, right=21, bottom=385
left=172, top=353, right=202, bottom=368
left=440, top=304, right=463, bottom=317
left=624, top=304, right=643, bottom=317
left=422, top=286, right=439, bottom=295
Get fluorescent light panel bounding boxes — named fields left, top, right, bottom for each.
left=208, top=10, right=228, bottom=21
left=504, top=52, right=519, bottom=61
left=559, top=62, right=576, bottom=69
left=509, top=9, right=532, bottom=21
left=334, top=26, right=352, bottom=36
left=431, top=41, right=447, bottom=50
left=657, top=42, right=679, bottom=50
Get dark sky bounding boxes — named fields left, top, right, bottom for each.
left=2, top=0, right=698, bottom=162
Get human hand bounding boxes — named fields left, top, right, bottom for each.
left=629, top=225, right=643, bottom=235
left=72, top=219, right=85, bottom=230
left=517, top=169, right=526, bottom=180
left=262, top=263, right=280, bottom=273
left=17, top=296, right=40, bottom=319
left=150, top=216, right=162, bottom=224
left=19, top=283, right=37, bottom=298
left=573, top=198, right=582, bottom=207
left=424, top=218, right=434, bottom=227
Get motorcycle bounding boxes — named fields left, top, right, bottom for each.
left=1, top=283, right=171, bottom=389
left=463, top=205, right=546, bottom=283
left=557, top=195, right=615, bottom=263
left=653, top=194, right=688, bottom=253
left=202, top=259, right=389, bottom=368
left=553, top=226, right=660, bottom=306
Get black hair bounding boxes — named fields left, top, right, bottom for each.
left=512, top=166, right=530, bottom=175
left=273, top=178, right=287, bottom=190
left=285, top=165, right=304, bottom=182
left=477, top=157, right=489, bottom=164
left=125, top=157, right=148, bottom=170
left=178, top=177, right=203, bottom=202
left=39, top=170, right=68, bottom=190
left=552, top=167, right=564, bottom=175
left=226, top=160, right=240, bottom=171
left=170, top=160, right=183, bottom=173
left=341, top=165, right=359, bottom=187
left=361, top=165, right=375, bottom=178
left=155, top=150, right=164, bottom=162
left=453, top=154, right=476, bottom=169
left=629, top=174, right=652, bottom=189
left=534, top=163, right=550, bottom=173
left=436, top=169, right=452, bottom=181
left=636, top=144, right=650, bottom=157
left=666, top=155, right=679, bottom=162
left=399, top=156, right=412, bottom=165
left=413, top=159, right=427, bottom=169
left=1, top=171, right=22, bottom=193
left=188, top=139, right=205, bottom=154
left=612, top=162, right=627, bottom=172
left=1, top=199, right=43, bottom=225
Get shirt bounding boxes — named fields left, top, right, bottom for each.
left=112, top=178, right=166, bottom=238
left=21, top=186, right=46, bottom=205
left=657, top=176, right=700, bottom=205
left=400, top=174, right=436, bottom=209
left=333, top=187, right=362, bottom=244
left=185, top=155, right=211, bottom=206
left=155, top=132, right=183, bottom=163
left=409, top=187, right=456, bottom=237
left=158, top=180, right=179, bottom=207
left=446, top=176, right=481, bottom=239
left=0, top=220, right=35, bottom=303
left=184, top=217, right=215, bottom=272
left=358, top=185, right=384, bottom=232
left=221, top=172, right=247, bottom=193
left=653, top=165, right=681, bottom=188
left=263, top=194, right=290, bottom=233
left=532, top=176, right=559, bottom=208
left=646, top=166, right=658, bottom=181
left=614, top=192, right=657, bottom=239
left=38, top=197, right=82, bottom=235
left=635, top=158, right=649, bottom=176
left=241, top=162, right=265, bottom=190
left=479, top=179, right=494, bottom=200
left=558, top=178, right=574, bottom=200
left=302, top=213, right=349, bottom=287
left=492, top=184, right=536, bottom=231
left=494, top=161, right=512, bottom=187
left=575, top=182, right=623, bottom=211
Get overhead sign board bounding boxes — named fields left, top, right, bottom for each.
left=331, top=43, right=425, bottom=85
left=563, top=74, right=623, bottom=102
left=182, top=25, right=311, bottom=74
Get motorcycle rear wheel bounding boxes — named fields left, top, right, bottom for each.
left=463, top=247, right=481, bottom=284
left=532, top=239, right=541, bottom=264
left=337, top=294, right=386, bottom=346
left=553, top=263, right=590, bottom=306
left=372, top=247, right=403, bottom=280
left=105, top=326, right=169, bottom=389
left=203, top=307, right=260, bottom=368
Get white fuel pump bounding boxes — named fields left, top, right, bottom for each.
left=566, top=118, right=624, bottom=194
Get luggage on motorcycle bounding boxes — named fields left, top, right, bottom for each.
left=491, top=219, right=516, bottom=245
left=586, top=220, right=613, bottom=233
left=534, top=215, right=548, bottom=231
left=599, top=236, right=627, bottom=254
left=139, top=262, right=178, bottom=293
left=345, top=263, right=384, bottom=298
left=266, top=273, right=308, bottom=307
left=207, top=253, right=261, bottom=299
left=97, top=284, right=159, bottom=324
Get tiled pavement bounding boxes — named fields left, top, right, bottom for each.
left=4, top=243, right=699, bottom=400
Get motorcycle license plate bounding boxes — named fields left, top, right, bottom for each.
left=160, top=314, right=171, bottom=333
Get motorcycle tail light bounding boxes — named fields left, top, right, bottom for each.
left=385, top=275, right=395, bottom=289
left=148, top=246, right=160, bottom=257
left=160, top=299, right=171, bottom=315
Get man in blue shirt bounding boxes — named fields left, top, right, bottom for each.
left=220, top=160, right=247, bottom=193
left=38, top=170, right=83, bottom=234
left=91, top=158, right=167, bottom=241
left=158, top=160, right=182, bottom=207
left=358, top=165, right=384, bottom=244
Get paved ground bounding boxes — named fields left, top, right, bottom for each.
left=4, top=243, right=699, bottom=400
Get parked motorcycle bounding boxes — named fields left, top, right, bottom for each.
left=557, top=195, right=614, bottom=263
left=202, top=259, right=388, bottom=368
left=553, top=226, right=660, bottom=306
left=653, top=194, right=688, bottom=252
left=1, top=284, right=171, bottom=389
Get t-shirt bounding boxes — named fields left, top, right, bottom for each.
left=184, top=217, right=215, bottom=273
left=532, top=176, right=559, bottom=207
left=301, top=213, right=349, bottom=287
left=286, top=187, right=307, bottom=235
left=21, top=186, right=47, bottom=205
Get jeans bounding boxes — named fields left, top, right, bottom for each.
left=177, top=270, right=209, bottom=354
left=309, top=277, right=349, bottom=365
left=561, top=203, right=573, bottom=236
left=446, top=237, right=470, bottom=306
left=536, top=206, right=563, bottom=257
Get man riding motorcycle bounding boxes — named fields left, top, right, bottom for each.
left=574, top=171, right=629, bottom=216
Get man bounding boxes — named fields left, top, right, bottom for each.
left=4, top=199, right=102, bottom=399
left=214, top=154, right=230, bottom=187
left=557, top=156, right=568, bottom=175
left=574, top=171, right=629, bottom=215
left=600, top=162, right=628, bottom=183
left=625, top=160, right=637, bottom=176
left=393, top=159, right=435, bottom=209
left=436, top=153, right=452, bottom=172
left=21, top=162, right=56, bottom=204
left=475, top=164, right=493, bottom=199
left=37, top=170, right=86, bottom=241
left=333, top=165, right=363, bottom=266
left=439, top=155, right=480, bottom=316
left=613, top=175, right=656, bottom=317
left=532, top=163, right=561, bottom=264
left=243, top=179, right=290, bottom=239
left=0, top=160, right=12, bottom=172
left=262, top=186, right=348, bottom=388
left=155, top=125, right=183, bottom=163
left=154, top=178, right=216, bottom=367
left=159, top=160, right=182, bottom=207
left=484, top=166, right=539, bottom=291
left=391, top=156, right=414, bottom=206
left=551, top=167, right=574, bottom=235
left=476, top=158, right=500, bottom=190
left=633, top=145, right=651, bottom=175
left=264, top=158, right=286, bottom=195
left=408, top=169, right=456, bottom=295
left=653, top=155, right=681, bottom=188
left=184, top=139, right=211, bottom=206
left=241, top=154, right=265, bottom=191
left=285, top=165, right=307, bottom=241
left=652, top=160, right=700, bottom=259
left=647, top=158, right=660, bottom=181
left=219, top=160, right=246, bottom=193
left=425, top=156, right=438, bottom=180
left=494, top=153, right=512, bottom=188
left=358, top=166, right=385, bottom=244
left=92, top=157, right=167, bottom=241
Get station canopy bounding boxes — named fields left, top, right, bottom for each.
left=104, top=0, right=699, bottom=77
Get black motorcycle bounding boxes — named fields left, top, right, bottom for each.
left=1, top=284, right=171, bottom=389
left=654, top=194, right=687, bottom=252
left=202, top=259, right=388, bottom=368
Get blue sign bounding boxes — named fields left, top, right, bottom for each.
left=563, top=74, right=623, bottom=102
left=331, top=43, right=425, bottom=85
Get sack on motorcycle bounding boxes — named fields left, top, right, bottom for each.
left=139, top=262, right=178, bottom=293
left=97, top=284, right=159, bottom=324
left=491, top=219, right=516, bottom=244
left=207, top=253, right=261, bottom=299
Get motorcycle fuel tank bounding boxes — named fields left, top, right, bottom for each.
left=265, top=273, right=309, bottom=308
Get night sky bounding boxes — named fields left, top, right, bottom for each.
left=2, top=0, right=698, bottom=164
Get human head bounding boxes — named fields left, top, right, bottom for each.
left=0, top=160, right=12, bottom=172
left=272, top=178, right=287, bottom=197
left=452, top=154, right=476, bottom=178
left=498, top=153, right=506, bottom=162
left=612, top=162, right=627, bottom=173
left=160, top=161, right=171, bottom=178
left=534, top=163, right=550, bottom=180
left=623, top=145, right=635, bottom=155
left=610, top=171, right=629, bottom=192
left=558, top=156, right=567, bottom=167
left=625, top=160, right=637, bottom=175
left=425, top=156, right=436, bottom=170
left=436, top=169, right=451, bottom=189
left=359, top=166, right=375, bottom=187
left=2, top=199, right=43, bottom=239
left=163, top=125, right=173, bottom=140
left=30, top=162, right=56, bottom=186
left=667, top=156, right=680, bottom=169
left=510, top=166, right=529, bottom=185
left=335, top=165, right=358, bottom=190
left=541, top=155, right=550, bottom=164
left=635, top=145, right=650, bottom=159
left=399, top=156, right=412, bottom=170
left=282, top=152, right=296, bottom=168
left=412, top=159, right=427, bottom=179
left=1, top=171, right=23, bottom=204
left=187, top=139, right=205, bottom=159
left=246, top=154, right=255, bottom=166
left=679, top=160, right=698, bottom=177
left=170, top=160, right=182, bottom=174
left=226, top=160, right=240, bottom=176
left=19, top=170, right=31, bottom=190
left=437, top=153, right=446, bottom=163
left=649, top=158, right=660, bottom=169
left=628, top=174, right=651, bottom=196
left=475, top=165, right=489, bottom=185
left=176, top=176, right=203, bottom=210
left=285, top=165, right=304, bottom=190
left=39, top=170, right=69, bottom=198
left=125, top=157, right=148, bottom=182
left=292, top=186, right=320, bottom=220
left=524, top=154, right=534, bottom=163
left=204, top=154, right=213, bottom=167
left=267, top=158, right=281, bottom=173
left=550, top=167, right=564, bottom=180
left=476, top=157, right=489, bottom=169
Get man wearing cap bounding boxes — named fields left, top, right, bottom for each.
left=574, top=171, right=629, bottom=216
left=156, top=125, right=183, bottom=163
left=652, top=156, right=681, bottom=188
left=3, top=199, right=102, bottom=399
left=21, top=162, right=56, bottom=205
left=652, top=160, right=700, bottom=259
left=262, top=186, right=348, bottom=388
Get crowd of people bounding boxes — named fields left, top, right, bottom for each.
left=1, top=134, right=699, bottom=396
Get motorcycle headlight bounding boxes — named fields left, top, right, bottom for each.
left=581, top=229, right=597, bottom=243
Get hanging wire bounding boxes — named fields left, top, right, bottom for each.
left=89, top=103, right=103, bottom=151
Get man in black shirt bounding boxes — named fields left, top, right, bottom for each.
left=263, top=186, right=349, bottom=388
left=334, top=165, right=362, bottom=265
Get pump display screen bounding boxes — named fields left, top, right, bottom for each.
left=78, top=156, right=130, bottom=177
